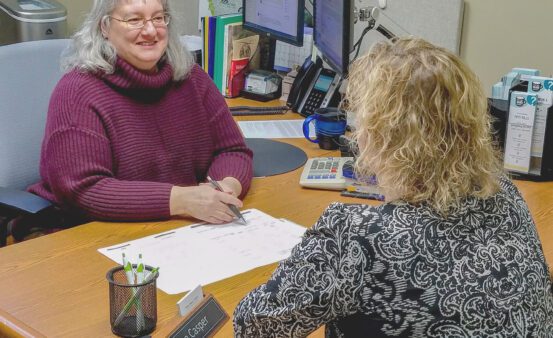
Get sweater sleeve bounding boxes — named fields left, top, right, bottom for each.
left=43, top=126, right=172, bottom=221
left=192, top=66, right=253, bottom=197
left=233, top=203, right=366, bottom=337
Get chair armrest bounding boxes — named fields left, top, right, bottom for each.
left=0, top=187, right=52, bottom=215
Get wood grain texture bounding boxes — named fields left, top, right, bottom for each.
left=0, top=99, right=551, bottom=337
left=0, top=308, right=46, bottom=338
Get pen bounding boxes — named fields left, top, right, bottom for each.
left=206, top=176, right=247, bottom=224
left=135, top=254, right=145, bottom=331
left=136, top=254, right=144, bottom=283
left=121, top=253, right=143, bottom=329
left=340, top=190, right=385, bottom=201
left=122, top=253, right=135, bottom=284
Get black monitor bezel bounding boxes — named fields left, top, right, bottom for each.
left=243, top=0, right=305, bottom=47
left=313, top=0, right=354, bottom=75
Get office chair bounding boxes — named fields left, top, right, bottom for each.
left=0, top=38, right=70, bottom=246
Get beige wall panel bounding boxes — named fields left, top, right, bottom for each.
left=56, top=0, right=92, bottom=35
left=171, top=1, right=200, bottom=36
left=57, top=1, right=198, bottom=36
left=460, top=0, right=553, bottom=94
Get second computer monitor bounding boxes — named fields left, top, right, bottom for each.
left=313, top=0, right=354, bottom=75
left=243, top=0, right=305, bottom=47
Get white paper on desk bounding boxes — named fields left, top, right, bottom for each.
left=98, top=209, right=307, bottom=294
left=238, top=120, right=314, bottom=138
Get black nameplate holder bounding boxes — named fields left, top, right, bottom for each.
left=167, top=294, right=228, bottom=338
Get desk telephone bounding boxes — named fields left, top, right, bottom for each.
left=300, top=157, right=354, bottom=190
left=287, top=57, right=342, bottom=117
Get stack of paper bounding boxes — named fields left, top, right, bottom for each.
left=238, top=120, right=316, bottom=139
left=98, top=209, right=307, bottom=294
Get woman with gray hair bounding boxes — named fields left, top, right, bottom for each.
left=16, top=0, right=252, bottom=239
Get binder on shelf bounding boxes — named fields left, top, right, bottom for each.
left=213, top=13, right=242, bottom=93
left=201, top=16, right=209, bottom=72
left=207, top=16, right=217, bottom=78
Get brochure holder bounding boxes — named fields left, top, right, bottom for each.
left=489, top=89, right=553, bottom=181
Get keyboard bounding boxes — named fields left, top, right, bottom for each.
left=230, top=105, right=288, bottom=116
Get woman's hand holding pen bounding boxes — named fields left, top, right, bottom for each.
left=216, top=177, right=242, bottom=197
left=197, top=177, right=241, bottom=196
left=169, top=183, right=243, bottom=224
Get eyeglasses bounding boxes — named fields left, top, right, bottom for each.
left=109, top=13, right=170, bottom=29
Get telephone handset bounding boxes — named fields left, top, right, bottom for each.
left=286, top=56, right=318, bottom=111
left=287, top=56, right=342, bottom=117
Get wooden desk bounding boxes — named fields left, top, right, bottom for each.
left=0, top=100, right=552, bottom=337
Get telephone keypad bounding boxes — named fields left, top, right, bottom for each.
left=306, top=159, right=345, bottom=180
left=300, top=157, right=354, bottom=190
left=304, top=91, right=325, bottom=116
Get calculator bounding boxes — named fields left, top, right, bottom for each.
left=299, top=157, right=354, bottom=190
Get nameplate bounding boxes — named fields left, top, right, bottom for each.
left=177, top=284, right=204, bottom=317
left=168, top=294, right=228, bottom=338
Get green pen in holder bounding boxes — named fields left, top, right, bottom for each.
left=106, top=265, right=159, bottom=337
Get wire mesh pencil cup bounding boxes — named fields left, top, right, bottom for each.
left=106, top=265, right=158, bottom=337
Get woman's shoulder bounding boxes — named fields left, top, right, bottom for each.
left=48, top=69, right=108, bottom=123
left=53, top=69, right=103, bottom=95
left=314, top=203, right=384, bottom=238
left=185, top=64, right=209, bottom=83
left=182, top=64, right=219, bottom=92
left=481, top=175, right=532, bottom=219
left=497, top=175, right=523, bottom=198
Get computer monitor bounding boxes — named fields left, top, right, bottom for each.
left=243, top=0, right=305, bottom=47
left=313, top=0, right=354, bottom=75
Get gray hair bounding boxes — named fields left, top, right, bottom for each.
left=61, top=0, right=193, bottom=81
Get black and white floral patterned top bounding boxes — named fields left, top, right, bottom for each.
left=234, top=178, right=553, bottom=337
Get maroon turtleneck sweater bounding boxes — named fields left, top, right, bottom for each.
left=29, top=58, right=253, bottom=222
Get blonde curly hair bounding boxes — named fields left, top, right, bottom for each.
left=346, top=37, right=503, bottom=214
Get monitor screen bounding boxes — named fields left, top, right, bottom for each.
left=243, top=0, right=305, bottom=47
left=313, top=0, right=353, bottom=75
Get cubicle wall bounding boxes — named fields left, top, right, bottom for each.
left=353, top=0, right=464, bottom=56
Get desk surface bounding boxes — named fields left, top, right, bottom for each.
left=0, top=99, right=552, bottom=337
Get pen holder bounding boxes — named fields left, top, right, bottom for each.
left=107, top=265, right=158, bottom=337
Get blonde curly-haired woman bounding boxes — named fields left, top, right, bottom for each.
left=234, top=37, right=553, bottom=337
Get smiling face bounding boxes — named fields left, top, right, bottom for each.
left=102, top=0, right=168, bottom=72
